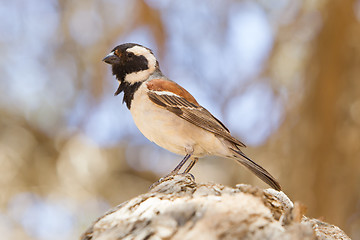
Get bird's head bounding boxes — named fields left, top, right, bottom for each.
left=103, top=43, right=159, bottom=95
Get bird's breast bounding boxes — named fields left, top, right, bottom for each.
left=129, top=84, right=227, bottom=157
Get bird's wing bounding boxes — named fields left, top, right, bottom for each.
left=147, top=90, right=246, bottom=148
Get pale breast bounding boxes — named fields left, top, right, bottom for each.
left=129, top=83, right=227, bottom=157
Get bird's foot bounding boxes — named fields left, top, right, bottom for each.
left=149, top=172, right=195, bottom=190
left=181, top=172, right=195, bottom=181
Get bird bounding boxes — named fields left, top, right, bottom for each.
left=103, top=43, right=281, bottom=191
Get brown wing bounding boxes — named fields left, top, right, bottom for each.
left=146, top=78, right=199, bottom=105
left=148, top=91, right=246, bottom=148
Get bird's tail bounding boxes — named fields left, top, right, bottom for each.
left=229, top=148, right=281, bottom=191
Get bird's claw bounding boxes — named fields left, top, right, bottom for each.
left=149, top=172, right=195, bottom=190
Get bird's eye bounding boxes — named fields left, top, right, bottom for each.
left=126, top=52, right=134, bottom=58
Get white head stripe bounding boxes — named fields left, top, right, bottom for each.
left=127, top=45, right=151, bottom=56
left=127, top=46, right=157, bottom=69
left=125, top=70, right=150, bottom=84
left=123, top=45, right=157, bottom=84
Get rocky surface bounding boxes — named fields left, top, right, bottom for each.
left=81, top=174, right=350, bottom=240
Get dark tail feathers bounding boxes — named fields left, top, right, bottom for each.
left=230, top=149, right=281, bottom=191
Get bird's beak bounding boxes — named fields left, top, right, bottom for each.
left=102, top=51, right=120, bottom=64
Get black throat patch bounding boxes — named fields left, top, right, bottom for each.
left=110, top=53, right=149, bottom=109
left=115, top=81, right=143, bottom=109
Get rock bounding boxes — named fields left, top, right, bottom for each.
left=81, top=174, right=350, bottom=240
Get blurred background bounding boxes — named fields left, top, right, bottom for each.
left=1, top=0, right=360, bottom=239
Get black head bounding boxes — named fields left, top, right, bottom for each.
left=103, top=43, right=159, bottom=108
left=103, top=43, right=159, bottom=93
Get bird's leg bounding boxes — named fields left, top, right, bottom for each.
left=182, top=157, right=198, bottom=173
left=150, top=149, right=194, bottom=189
left=149, top=152, right=194, bottom=190
left=169, top=153, right=192, bottom=175
left=168, top=146, right=194, bottom=175
left=180, top=157, right=198, bottom=181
